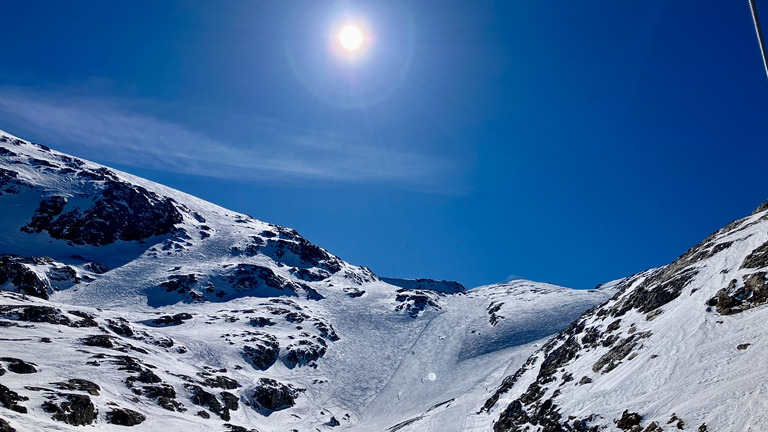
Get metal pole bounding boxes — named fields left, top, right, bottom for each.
left=749, top=0, right=768, bottom=80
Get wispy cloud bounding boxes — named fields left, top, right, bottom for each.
left=0, top=88, right=452, bottom=187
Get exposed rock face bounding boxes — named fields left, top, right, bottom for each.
left=486, top=203, right=768, bottom=432
left=0, top=417, right=15, bottom=432
left=381, top=277, right=466, bottom=294
left=52, top=379, right=100, bottom=396
left=107, top=408, right=147, bottom=426
left=21, top=179, right=182, bottom=246
left=283, top=339, right=327, bottom=368
left=394, top=289, right=442, bottom=317
left=709, top=272, right=768, bottom=315
left=220, top=391, right=239, bottom=412
left=615, top=410, right=642, bottom=430
left=151, top=313, right=193, bottom=326
left=250, top=378, right=304, bottom=412
left=243, top=335, right=280, bottom=370
left=42, top=393, right=96, bottom=426
left=0, top=383, right=28, bottom=413
left=0, top=357, right=38, bottom=374
left=225, top=264, right=306, bottom=296
left=185, top=384, right=231, bottom=421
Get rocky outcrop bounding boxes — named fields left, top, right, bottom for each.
left=21, top=179, right=182, bottom=246
left=0, top=357, right=38, bottom=374
left=0, top=384, right=28, bottom=413
left=107, top=408, right=147, bottom=426
left=151, top=313, right=193, bottom=326
left=243, top=335, right=280, bottom=370
left=250, top=378, right=304, bottom=412
left=283, top=339, right=327, bottom=368
left=394, top=289, right=442, bottom=318
left=52, top=379, right=100, bottom=396
left=41, top=393, right=96, bottom=426
left=185, top=384, right=231, bottom=421
left=382, top=277, right=466, bottom=294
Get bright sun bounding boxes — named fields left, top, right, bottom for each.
left=338, top=25, right=364, bottom=51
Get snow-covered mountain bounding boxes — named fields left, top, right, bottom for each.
left=0, top=130, right=612, bottom=431
left=476, top=199, right=768, bottom=431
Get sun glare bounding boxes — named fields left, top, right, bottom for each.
left=339, top=25, right=364, bottom=51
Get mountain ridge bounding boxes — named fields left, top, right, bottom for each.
left=0, top=130, right=612, bottom=431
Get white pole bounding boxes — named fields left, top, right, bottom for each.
left=749, top=0, right=768, bottom=80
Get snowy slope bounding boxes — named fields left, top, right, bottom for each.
left=0, top=130, right=612, bottom=431
left=478, top=200, right=768, bottom=431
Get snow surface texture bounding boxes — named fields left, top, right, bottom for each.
left=0, top=131, right=612, bottom=431
left=478, top=200, right=768, bottom=431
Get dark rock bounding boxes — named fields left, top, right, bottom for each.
left=0, top=256, right=51, bottom=298
left=592, top=332, right=650, bottom=374
left=291, top=267, right=330, bottom=282
left=225, top=264, right=301, bottom=296
left=21, top=196, right=67, bottom=236
left=68, top=310, right=98, bottom=327
left=606, top=319, right=621, bottom=332
left=249, top=317, right=275, bottom=327
left=284, top=311, right=309, bottom=324
left=129, top=368, right=162, bottom=385
left=327, top=416, right=340, bottom=427
left=394, top=289, right=442, bottom=318
left=143, top=384, right=184, bottom=411
left=242, top=335, right=279, bottom=370
left=737, top=343, right=751, bottom=350
left=196, top=410, right=210, bottom=419
left=151, top=313, right=193, bottom=326
left=1, top=357, right=38, bottom=374
left=52, top=379, right=100, bottom=396
left=21, top=179, right=182, bottom=246
left=185, top=384, right=230, bottom=421
left=83, top=335, right=115, bottom=348
left=313, top=320, right=340, bottom=341
left=17, top=306, right=71, bottom=324
left=84, top=261, right=109, bottom=274
left=160, top=275, right=198, bottom=295
left=612, top=267, right=697, bottom=317
left=643, top=421, right=663, bottom=432
left=713, top=272, right=768, bottom=315
left=42, top=393, right=96, bottom=426
left=487, top=302, right=504, bottom=326
left=220, top=392, right=239, bottom=411
left=0, top=417, right=15, bottom=432
left=107, top=318, right=134, bottom=337
left=381, top=277, right=466, bottom=294
left=615, top=410, right=642, bottom=430
left=0, top=383, right=28, bottom=413
left=250, top=378, right=304, bottom=412
left=201, top=375, right=240, bottom=390
left=223, top=425, right=259, bottom=432
left=284, top=339, right=326, bottom=368
left=107, top=408, right=146, bottom=426
left=480, top=356, right=537, bottom=413
left=742, top=240, right=768, bottom=269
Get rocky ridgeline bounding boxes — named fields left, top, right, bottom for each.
left=0, top=132, right=377, bottom=307
left=485, top=200, right=768, bottom=432
left=1, top=134, right=182, bottom=247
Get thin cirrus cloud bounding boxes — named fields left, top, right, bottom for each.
left=0, top=90, right=452, bottom=188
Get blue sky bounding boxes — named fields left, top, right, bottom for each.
left=2, top=1, right=768, bottom=289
